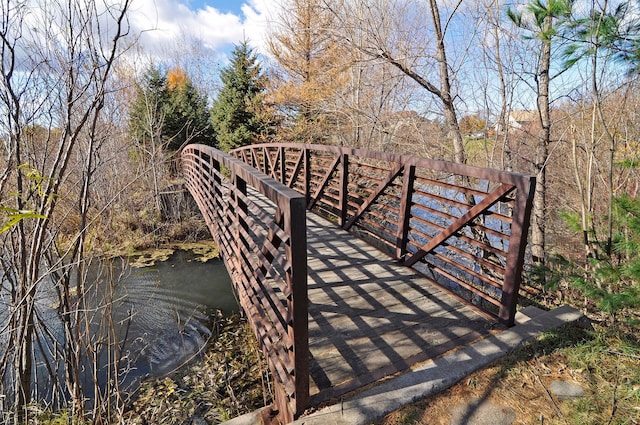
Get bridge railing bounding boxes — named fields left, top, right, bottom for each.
left=231, top=143, right=535, bottom=326
left=182, top=145, right=308, bottom=422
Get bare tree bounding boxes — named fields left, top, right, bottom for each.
left=0, top=0, right=133, bottom=421
left=324, top=0, right=469, bottom=163
left=471, top=0, right=526, bottom=171
left=561, top=0, right=639, bottom=257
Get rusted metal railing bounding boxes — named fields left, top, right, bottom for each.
left=182, top=145, right=308, bottom=423
left=231, top=143, right=535, bottom=326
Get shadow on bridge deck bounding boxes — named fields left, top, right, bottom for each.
left=183, top=144, right=539, bottom=423
left=304, top=212, right=499, bottom=405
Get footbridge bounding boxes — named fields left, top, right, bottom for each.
left=181, top=143, right=535, bottom=423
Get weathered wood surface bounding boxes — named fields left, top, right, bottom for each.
left=304, top=212, right=496, bottom=403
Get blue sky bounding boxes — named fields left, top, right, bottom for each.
left=187, top=0, right=245, bottom=15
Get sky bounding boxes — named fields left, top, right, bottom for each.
left=129, top=0, right=276, bottom=63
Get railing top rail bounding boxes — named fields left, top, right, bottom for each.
left=235, top=142, right=535, bottom=189
left=185, top=144, right=305, bottom=206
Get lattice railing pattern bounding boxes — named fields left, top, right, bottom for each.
left=232, top=143, right=535, bottom=325
left=182, top=145, right=308, bottom=423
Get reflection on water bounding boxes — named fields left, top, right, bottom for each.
left=112, top=250, right=237, bottom=379
left=1, top=250, right=237, bottom=403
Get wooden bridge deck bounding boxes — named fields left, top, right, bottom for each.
left=304, top=212, right=498, bottom=403
left=183, top=144, right=534, bottom=421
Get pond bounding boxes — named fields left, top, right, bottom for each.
left=110, top=250, right=238, bottom=377
left=1, top=249, right=237, bottom=404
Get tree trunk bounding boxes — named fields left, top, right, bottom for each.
left=531, top=15, right=552, bottom=266
left=428, top=0, right=466, bottom=164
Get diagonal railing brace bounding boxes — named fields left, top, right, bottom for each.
left=404, top=183, right=515, bottom=267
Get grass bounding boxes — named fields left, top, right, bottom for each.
left=377, top=321, right=640, bottom=425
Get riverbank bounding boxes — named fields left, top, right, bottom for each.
left=124, top=312, right=271, bottom=424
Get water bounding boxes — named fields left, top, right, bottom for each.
left=1, top=250, right=237, bottom=404
left=109, top=250, right=238, bottom=377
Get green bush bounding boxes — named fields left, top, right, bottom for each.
left=560, top=194, right=640, bottom=326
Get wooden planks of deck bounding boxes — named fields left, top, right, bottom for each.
left=305, top=212, right=500, bottom=404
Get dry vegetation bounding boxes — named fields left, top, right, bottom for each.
left=378, top=327, right=639, bottom=424
left=378, top=313, right=640, bottom=425
left=123, top=314, right=270, bottom=425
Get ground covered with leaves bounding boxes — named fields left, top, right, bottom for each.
left=123, top=313, right=271, bottom=424
left=377, top=320, right=640, bottom=425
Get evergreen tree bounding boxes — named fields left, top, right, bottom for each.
left=129, top=66, right=168, bottom=150
left=129, top=65, right=213, bottom=152
left=570, top=194, right=640, bottom=326
left=210, top=41, right=269, bottom=152
left=165, top=67, right=214, bottom=150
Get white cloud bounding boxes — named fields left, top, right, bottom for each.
left=241, top=0, right=279, bottom=55
left=130, top=0, right=276, bottom=61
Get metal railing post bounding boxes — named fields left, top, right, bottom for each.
left=285, top=195, right=309, bottom=417
left=396, top=165, right=415, bottom=260
left=339, top=153, right=349, bottom=227
left=500, top=176, right=536, bottom=325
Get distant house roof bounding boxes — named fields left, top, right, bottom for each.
left=508, top=110, right=538, bottom=128
left=495, top=110, right=539, bottom=132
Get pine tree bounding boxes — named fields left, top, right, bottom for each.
left=164, top=67, right=214, bottom=150
left=129, top=66, right=213, bottom=152
left=571, top=194, right=640, bottom=326
left=210, top=41, right=269, bottom=152
left=129, top=66, right=168, bottom=150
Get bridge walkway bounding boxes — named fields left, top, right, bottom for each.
left=182, top=143, right=534, bottom=422
left=290, top=205, right=495, bottom=404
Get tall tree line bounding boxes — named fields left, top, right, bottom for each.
left=264, top=0, right=640, bottom=271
